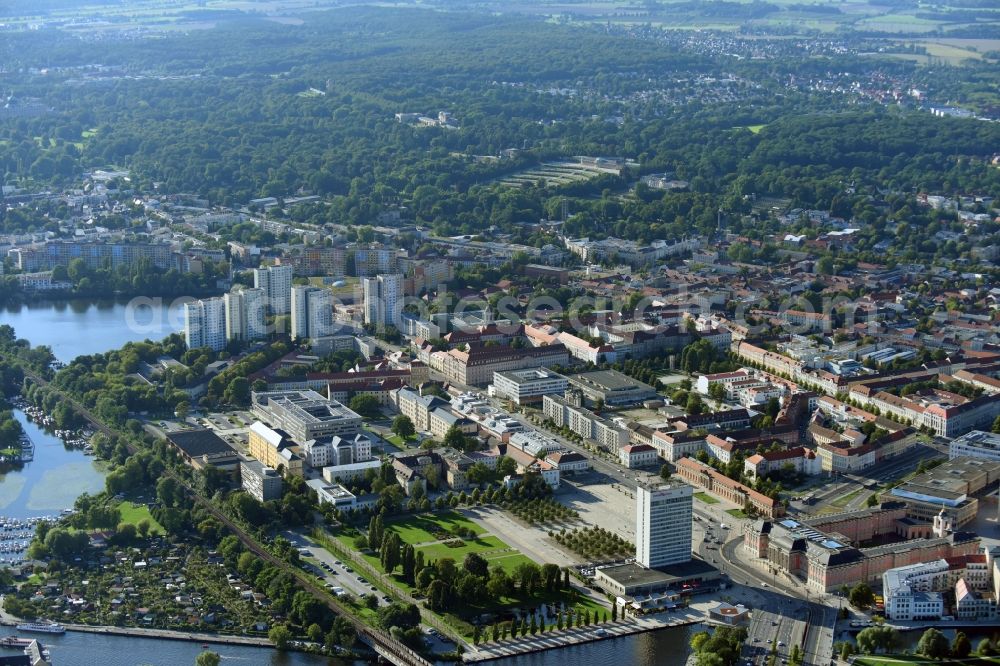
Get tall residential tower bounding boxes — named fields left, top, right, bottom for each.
left=253, top=264, right=293, bottom=314
left=362, top=273, right=402, bottom=330
left=184, top=297, right=226, bottom=352
left=224, top=287, right=267, bottom=342
left=290, top=285, right=334, bottom=341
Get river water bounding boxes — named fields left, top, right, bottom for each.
left=0, top=300, right=701, bottom=666
left=7, top=631, right=351, bottom=665
left=491, top=623, right=701, bottom=666
left=0, top=297, right=185, bottom=362
left=6, top=622, right=699, bottom=666
left=0, top=410, right=107, bottom=521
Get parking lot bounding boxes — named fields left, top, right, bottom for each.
left=282, top=532, right=458, bottom=654
left=282, top=531, right=390, bottom=607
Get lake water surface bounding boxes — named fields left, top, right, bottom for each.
left=0, top=297, right=184, bottom=362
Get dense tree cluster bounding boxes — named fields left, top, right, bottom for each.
left=0, top=8, right=996, bottom=270
left=689, top=626, right=749, bottom=666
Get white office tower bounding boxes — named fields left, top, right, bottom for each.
left=362, top=273, right=403, bottom=329
left=290, top=286, right=334, bottom=341
left=636, top=482, right=693, bottom=568
left=225, top=287, right=267, bottom=342
left=184, top=297, right=226, bottom=352
left=253, top=264, right=293, bottom=314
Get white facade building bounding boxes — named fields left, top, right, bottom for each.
left=254, top=264, right=293, bottom=314
left=884, top=560, right=951, bottom=621
left=636, top=482, right=693, bottom=568
left=224, top=287, right=267, bottom=342
left=290, top=286, right=334, bottom=340
left=302, top=439, right=331, bottom=469
left=949, top=431, right=1000, bottom=462
left=620, top=443, right=659, bottom=469
left=184, top=297, right=226, bottom=351
left=509, top=430, right=562, bottom=457
left=362, top=273, right=402, bottom=329
left=492, top=368, right=568, bottom=405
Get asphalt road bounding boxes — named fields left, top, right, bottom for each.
left=792, top=443, right=944, bottom=516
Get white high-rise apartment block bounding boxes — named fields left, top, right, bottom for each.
left=635, top=481, right=693, bottom=568
left=184, top=297, right=226, bottom=351
left=362, top=273, right=402, bottom=329
left=307, top=288, right=333, bottom=339
left=290, top=286, right=334, bottom=341
left=224, top=287, right=267, bottom=342
left=244, top=287, right=267, bottom=340
left=253, top=264, right=293, bottom=314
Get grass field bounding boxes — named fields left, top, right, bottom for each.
left=385, top=510, right=485, bottom=544
left=735, top=124, right=767, bottom=134
left=376, top=512, right=535, bottom=575
left=386, top=434, right=417, bottom=448
left=118, top=501, right=165, bottom=535
left=694, top=491, right=720, bottom=505
left=857, top=657, right=1000, bottom=666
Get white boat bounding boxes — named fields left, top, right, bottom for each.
left=15, top=621, right=65, bottom=634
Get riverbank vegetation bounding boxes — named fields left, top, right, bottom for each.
left=690, top=626, right=750, bottom=666
left=42, top=334, right=292, bottom=429
left=0, top=409, right=24, bottom=453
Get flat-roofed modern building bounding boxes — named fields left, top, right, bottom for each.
left=166, top=429, right=239, bottom=472
left=890, top=456, right=1000, bottom=527
left=950, top=430, right=1000, bottom=462
left=251, top=389, right=362, bottom=442
left=241, top=460, right=283, bottom=502
left=567, top=369, right=658, bottom=407
left=323, top=459, right=383, bottom=483
left=492, top=368, right=568, bottom=405
left=307, top=478, right=376, bottom=511
left=594, top=559, right=720, bottom=599
left=636, top=481, right=693, bottom=569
